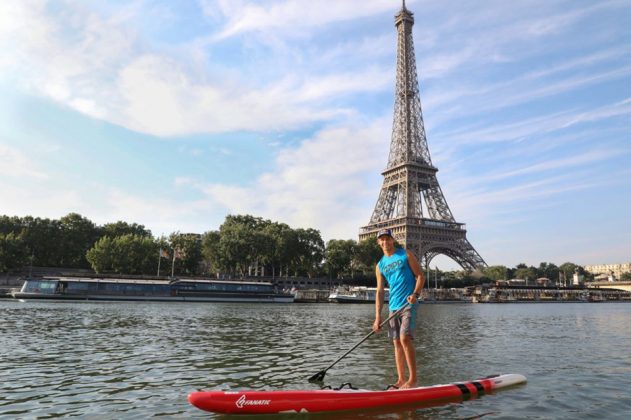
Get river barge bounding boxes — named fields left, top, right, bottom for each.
left=12, top=277, right=294, bottom=303
left=328, top=286, right=389, bottom=303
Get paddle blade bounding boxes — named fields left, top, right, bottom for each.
left=308, top=370, right=326, bottom=383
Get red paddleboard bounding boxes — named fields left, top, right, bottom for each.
left=188, top=373, right=526, bottom=414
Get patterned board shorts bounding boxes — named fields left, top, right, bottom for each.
left=388, top=304, right=418, bottom=340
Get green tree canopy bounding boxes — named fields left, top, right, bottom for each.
left=101, top=221, right=152, bottom=238
left=483, top=265, right=508, bottom=281
left=86, top=234, right=158, bottom=274
left=325, top=239, right=356, bottom=279
left=353, top=238, right=382, bottom=276
left=293, top=228, right=325, bottom=277
left=0, top=232, right=29, bottom=271
left=59, top=213, right=100, bottom=268
left=169, top=232, right=203, bottom=276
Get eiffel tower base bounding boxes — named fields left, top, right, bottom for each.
left=359, top=217, right=486, bottom=271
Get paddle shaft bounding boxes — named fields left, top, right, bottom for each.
left=312, top=305, right=408, bottom=379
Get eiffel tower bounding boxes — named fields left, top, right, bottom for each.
left=359, top=1, right=486, bottom=271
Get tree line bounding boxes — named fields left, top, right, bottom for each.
left=436, top=262, right=599, bottom=289
left=2, top=213, right=625, bottom=284
left=0, top=213, right=381, bottom=279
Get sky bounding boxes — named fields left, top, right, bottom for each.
left=0, top=0, right=630, bottom=270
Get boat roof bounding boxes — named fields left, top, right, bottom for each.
left=32, top=276, right=274, bottom=286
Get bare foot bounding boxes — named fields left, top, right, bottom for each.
left=389, top=380, right=405, bottom=389
left=399, top=380, right=417, bottom=389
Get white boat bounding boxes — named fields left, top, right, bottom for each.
left=12, top=277, right=294, bottom=303
left=328, top=286, right=389, bottom=303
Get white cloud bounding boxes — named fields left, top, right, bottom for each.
left=211, top=0, right=396, bottom=39
left=196, top=118, right=390, bottom=239
left=0, top=177, right=83, bottom=219
left=0, top=144, right=48, bottom=180
left=1, top=1, right=397, bottom=137
left=114, top=54, right=367, bottom=136
left=480, top=149, right=624, bottom=183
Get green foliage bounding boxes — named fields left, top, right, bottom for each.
left=0, top=232, right=29, bottom=271
left=325, top=239, right=357, bottom=279
left=200, top=215, right=326, bottom=278
left=537, top=262, right=559, bottom=280
left=86, top=234, right=158, bottom=274
left=512, top=263, right=537, bottom=281
left=483, top=265, right=508, bottom=281
left=293, top=228, right=325, bottom=277
left=201, top=230, right=222, bottom=275
left=0, top=213, right=607, bottom=285
left=353, top=238, right=382, bottom=276
left=0, top=215, right=64, bottom=266
left=169, top=232, right=203, bottom=276
left=58, top=213, right=100, bottom=268
left=215, top=215, right=269, bottom=276
left=101, top=221, right=152, bottom=238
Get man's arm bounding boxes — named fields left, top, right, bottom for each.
left=373, top=265, right=386, bottom=331
left=406, top=250, right=425, bottom=302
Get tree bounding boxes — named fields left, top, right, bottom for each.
left=513, top=263, right=537, bottom=283
left=262, top=222, right=298, bottom=278
left=86, top=234, right=158, bottom=274
left=483, top=265, right=508, bottom=281
left=537, top=262, right=559, bottom=281
left=169, top=232, right=203, bottom=276
left=293, top=228, right=325, bottom=277
left=353, top=238, right=382, bottom=277
left=216, top=215, right=267, bottom=277
left=101, top=221, right=152, bottom=238
left=201, top=231, right=222, bottom=276
left=325, top=239, right=356, bottom=279
left=0, top=232, right=29, bottom=271
left=8, top=216, right=63, bottom=267
left=86, top=236, right=115, bottom=273
left=58, top=213, right=100, bottom=268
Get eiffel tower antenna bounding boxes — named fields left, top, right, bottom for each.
left=359, top=2, right=486, bottom=271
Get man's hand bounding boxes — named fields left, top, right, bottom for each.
left=406, top=293, right=420, bottom=304
left=373, top=317, right=382, bottom=332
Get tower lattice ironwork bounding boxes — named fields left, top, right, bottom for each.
left=359, top=1, right=486, bottom=271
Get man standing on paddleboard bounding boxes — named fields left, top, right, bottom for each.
left=373, top=229, right=425, bottom=389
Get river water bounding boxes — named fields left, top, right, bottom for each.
left=1, top=300, right=630, bottom=419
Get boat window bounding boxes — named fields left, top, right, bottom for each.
left=171, top=281, right=273, bottom=293
left=66, top=282, right=99, bottom=293
left=23, top=279, right=59, bottom=294
left=173, top=282, right=197, bottom=291
left=152, top=285, right=170, bottom=294
left=101, top=283, right=124, bottom=293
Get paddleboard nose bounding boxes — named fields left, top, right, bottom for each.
left=188, top=392, right=204, bottom=409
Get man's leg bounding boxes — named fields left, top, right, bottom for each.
left=399, top=334, right=417, bottom=388
left=393, top=339, right=406, bottom=387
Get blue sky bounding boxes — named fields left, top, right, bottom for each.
left=1, top=0, right=629, bottom=270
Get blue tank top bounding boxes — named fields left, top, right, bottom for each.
left=378, top=248, right=416, bottom=310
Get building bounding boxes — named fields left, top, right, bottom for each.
left=584, top=263, right=631, bottom=281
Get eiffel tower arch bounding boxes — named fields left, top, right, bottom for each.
left=359, top=1, right=486, bottom=271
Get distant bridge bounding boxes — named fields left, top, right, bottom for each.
left=590, top=281, right=631, bottom=292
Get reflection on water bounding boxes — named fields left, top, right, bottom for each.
left=1, top=300, right=631, bottom=418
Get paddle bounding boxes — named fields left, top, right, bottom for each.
left=308, top=305, right=408, bottom=383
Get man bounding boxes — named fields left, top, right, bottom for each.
left=372, top=228, right=425, bottom=389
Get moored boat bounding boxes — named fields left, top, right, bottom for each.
left=328, top=286, right=389, bottom=303
left=12, top=277, right=294, bottom=303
